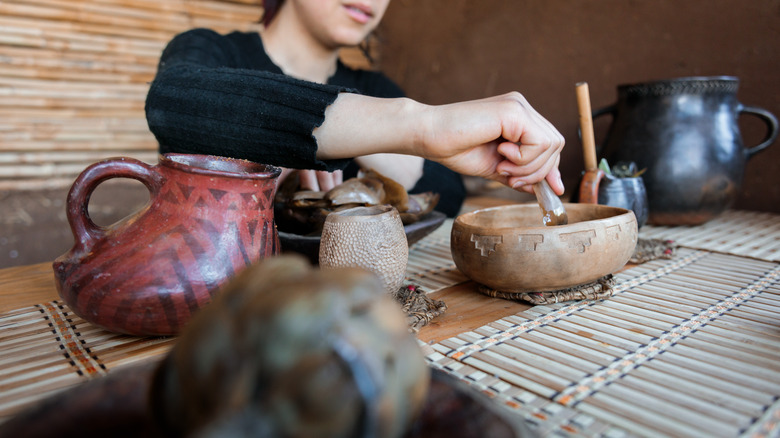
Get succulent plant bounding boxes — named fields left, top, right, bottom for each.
left=598, top=158, right=646, bottom=178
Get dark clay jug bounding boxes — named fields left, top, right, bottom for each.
left=595, top=76, right=778, bottom=225
left=53, top=154, right=281, bottom=336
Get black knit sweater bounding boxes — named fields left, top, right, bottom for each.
left=145, top=28, right=465, bottom=215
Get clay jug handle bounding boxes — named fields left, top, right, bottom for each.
left=578, top=168, right=605, bottom=205
left=586, top=104, right=617, bottom=154
left=592, top=104, right=617, bottom=119
left=739, top=105, right=779, bottom=159
left=66, top=157, right=163, bottom=255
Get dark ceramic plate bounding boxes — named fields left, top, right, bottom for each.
left=278, top=210, right=447, bottom=264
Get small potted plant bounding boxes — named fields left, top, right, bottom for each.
left=596, top=159, right=649, bottom=227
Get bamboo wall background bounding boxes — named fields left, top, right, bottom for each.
left=0, top=0, right=371, bottom=192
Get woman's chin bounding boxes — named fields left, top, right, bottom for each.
left=330, top=28, right=376, bottom=48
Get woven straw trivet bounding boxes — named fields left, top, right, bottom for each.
left=478, top=274, right=616, bottom=305
left=392, top=285, right=447, bottom=333
left=631, top=238, right=677, bottom=264
left=390, top=239, right=674, bottom=325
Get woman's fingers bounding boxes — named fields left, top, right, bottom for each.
left=499, top=142, right=564, bottom=194
left=546, top=159, right=565, bottom=195
left=497, top=142, right=556, bottom=181
left=298, top=169, right=318, bottom=191
left=298, top=169, right=343, bottom=191
left=318, top=169, right=343, bottom=191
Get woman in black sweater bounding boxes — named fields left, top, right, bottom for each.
left=145, top=0, right=566, bottom=215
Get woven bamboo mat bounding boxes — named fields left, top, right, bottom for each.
left=0, top=220, right=465, bottom=424
left=640, top=210, right=780, bottom=262
left=0, top=303, right=175, bottom=421
left=405, top=218, right=467, bottom=291
left=424, top=247, right=780, bottom=438
left=4, top=216, right=779, bottom=437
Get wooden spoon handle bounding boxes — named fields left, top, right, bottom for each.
left=533, top=179, right=568, bottom=226
left=576, top=82, right=598, bottom=171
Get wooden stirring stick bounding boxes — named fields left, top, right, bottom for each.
left=577, top=82, right=598, bottom=172
left=576, top=82, right=605, bottom=204
left=533, top=179, right=568, bottom=226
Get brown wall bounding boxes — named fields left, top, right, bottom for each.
left=2, top=1, right=778, bottom=269
left=377, top=0, right=780, bottom=212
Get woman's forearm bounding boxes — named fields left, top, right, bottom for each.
left=314, top=92, right=566, bottom=195
left=353, top=154, right=424, bottom=190
left=314, top=94, right=426, bottom=159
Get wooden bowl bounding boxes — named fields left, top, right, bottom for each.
left=279, top=211, right=447, bottom=265
left=451, top=203, right=637, bottom=292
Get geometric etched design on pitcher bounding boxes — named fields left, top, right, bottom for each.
left=471, top=234, right=502, bottom=257
left=159, top=184, right=276, bottom=212
left=241, top=187, right=276, bottom=210
left=208, top=188, right=227, bottom=201
left=177, top=182, right=195, bottom=200
left=559, top=229, right=597, bottom=253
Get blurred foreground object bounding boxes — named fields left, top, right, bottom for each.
left=151, top=255, right=429, bottom=438
left=0, top=256, right=534, bottom=438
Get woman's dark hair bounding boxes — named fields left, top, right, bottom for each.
left=260, top=0, right=284, bottom=26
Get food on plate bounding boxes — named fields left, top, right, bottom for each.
left=275, top=168, right=440, bottom=235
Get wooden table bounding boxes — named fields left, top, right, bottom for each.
left=0, top=261, right=531, bottom=344
left=0, top=263, right=59, bottom=314
left=2, top=200, right=780, bottom=437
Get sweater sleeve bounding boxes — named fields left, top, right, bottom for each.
left=145, top=29, right=351, bottom=171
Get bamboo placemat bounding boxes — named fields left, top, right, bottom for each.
left=405, top=219, right=468, bottom=291
left=0, top=220, right=466, bottom=423
left=640, top=210, right=780, bottom=262
left=0, top=303, right=175, bottom=421
left=4, top=216, right=779, bottom=437
left=424, top=247, right=780, bottom=438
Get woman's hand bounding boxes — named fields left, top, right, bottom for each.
left=418, top=92, right=565, bottom=195
left=314, top=92, right=565, bottom=195
left=278, top=168, right=343, bottom=192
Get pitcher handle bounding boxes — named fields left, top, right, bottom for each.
left=66, top=157, right=163, bottom=256
left=580, top=104, right=617, bottom=154
left=739, top=105, right=779, bottom=159
left=592, top=104, right=617, bottom=120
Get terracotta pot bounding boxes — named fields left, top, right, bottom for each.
left=595, top=76, right=778, bottom=225
left=319, top=205, right=408, bottom=294
left=53, top=153, right=281, bottom=336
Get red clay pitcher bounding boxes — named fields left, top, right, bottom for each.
left=53, top=153, right=281, bottom=336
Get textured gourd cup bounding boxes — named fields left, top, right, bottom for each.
left=319, top=205, right=409, bottom=294
left=451, top=203, right=637, bottom=292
